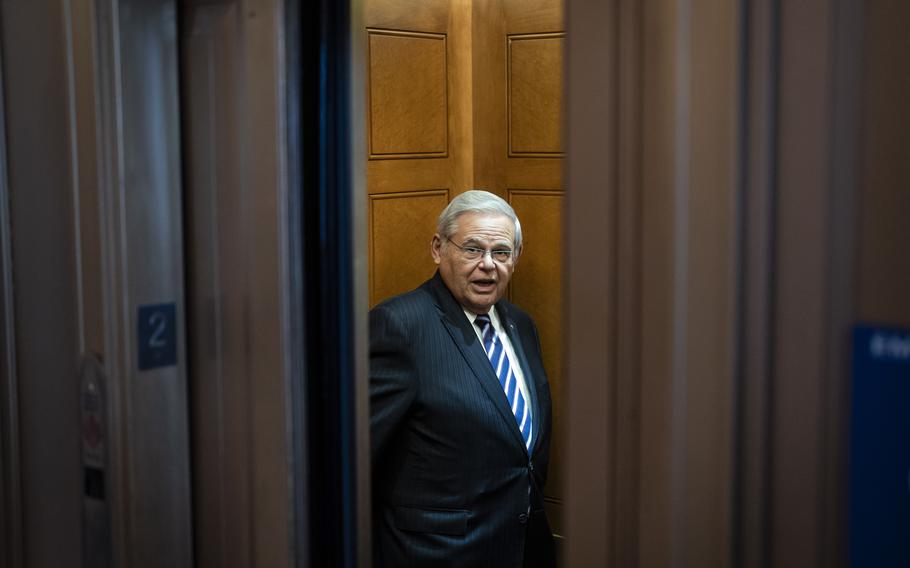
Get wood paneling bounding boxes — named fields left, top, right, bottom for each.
left=365, top=0, right=470, bottom=308
left=369, top=190, right=448, bottom=305
left=365, top=0, right=565, bottom=544
left=415, top=0, right=571, bottom=539
left=508, top=189, right=564, bottom=522
left=475, top=0, right=566, bottom=538
left=368, top=30, right=448, bottom=158
left=364, top=0, right=450, bottom=33
left=508, top=34, right=564, bottom=156
left=472, top=0, right=564, bottom=194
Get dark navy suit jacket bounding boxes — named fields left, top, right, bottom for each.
left=370, top=272, right=555, bottom=567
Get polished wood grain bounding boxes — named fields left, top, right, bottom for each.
left=364, top=0, right=450, bottom=33
left=508, top=189, right=564, bottom=516
left=473, top=0, right=565, bottom=538
left=365, top=0, right=468, bottom=308
left=508, top=34, right=564, bottom=156
left=368, top=30, right=448, bottom=158
left=369, top=190, right=448, bottom=305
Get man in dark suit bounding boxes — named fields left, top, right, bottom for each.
left=370, top=190, right=556, bottom=567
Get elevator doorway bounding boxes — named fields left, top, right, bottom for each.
left=363, top=0, right=567, bottom=543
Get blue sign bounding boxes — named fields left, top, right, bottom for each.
left=850, top=324, right=910, bottom=568
left=137, top=303, right=177, bottom=370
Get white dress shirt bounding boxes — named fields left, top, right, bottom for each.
left=462, top=305, right=533, bottom=426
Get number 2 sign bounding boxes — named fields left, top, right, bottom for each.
left=138, top=303, right=177, bottom=370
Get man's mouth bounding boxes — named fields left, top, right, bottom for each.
left=471, top=279, right=497, bottom=291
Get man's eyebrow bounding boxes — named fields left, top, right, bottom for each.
left=462, top=237, right=513, bottom=248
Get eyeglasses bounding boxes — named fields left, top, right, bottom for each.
left=446, top=238, right=514, bottom=264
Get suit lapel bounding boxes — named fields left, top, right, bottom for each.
left=428, top=274, right=529, bottom=452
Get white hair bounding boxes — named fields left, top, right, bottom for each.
left=436, top=190, right=523, bottom=250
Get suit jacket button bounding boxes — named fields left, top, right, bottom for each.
left=518, top=513, right=528, bottom=524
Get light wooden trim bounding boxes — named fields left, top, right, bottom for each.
left=507, top=188, right=563, bottom=198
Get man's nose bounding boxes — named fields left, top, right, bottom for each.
left=479, top=252, right=497, bottom=269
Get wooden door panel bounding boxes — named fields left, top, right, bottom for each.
left=490, top=0, right=566, bottom=539
left=508, top=33, right=564, bottom=156
left=366, top=0, right=468, bottom=307
left=509, top=190, right=564, bottom=533
left=369, top=190, right=448, bottom=306
left=368, top=29, right=448, bottom=158
left=509, top=191, right=563, bottom=396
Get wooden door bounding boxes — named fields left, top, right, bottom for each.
left=365, top=0, right=565, bottom=542
left=472, top=0, right=565, bottom=539
left=365, top=0, right=473, bottom=306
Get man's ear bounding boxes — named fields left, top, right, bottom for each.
left=431, top=234, right=443, bottom=265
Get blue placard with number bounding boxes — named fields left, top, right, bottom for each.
left=137, top=303, right=177, bottom=370
left=850, top=324, right=910, bottom=568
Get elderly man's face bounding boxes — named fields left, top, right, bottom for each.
left=431, top=212, right=519, bottom=314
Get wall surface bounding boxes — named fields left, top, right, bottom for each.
left=566, top=0, right=909, bottom=567
left=0, top=2, right=83, bottom=566
left=182, top=0, right=294, bottom=566
left=856, top=0, right=910, bottom=325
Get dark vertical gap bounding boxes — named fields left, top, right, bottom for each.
left=175, top=6, right=201, bottom=567
left=299, top=1, right=357, bottom=567
left=283, top=1, right=309, bottom=566
left=733, top=0, right=780, bottom=566
left=0, top=12, right=23, bottom=565
left=732, top=1, right=751, bottom=566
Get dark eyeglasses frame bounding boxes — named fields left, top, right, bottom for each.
left=445, top=238, right=514, bottom=264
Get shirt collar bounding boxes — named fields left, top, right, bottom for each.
left=462, top=305, right=501, bottom=331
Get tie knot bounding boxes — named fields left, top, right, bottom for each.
left=474, top=314, right=492, bottom=330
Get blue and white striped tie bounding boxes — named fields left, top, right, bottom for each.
left=474, top=314, right=532, bottom=452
